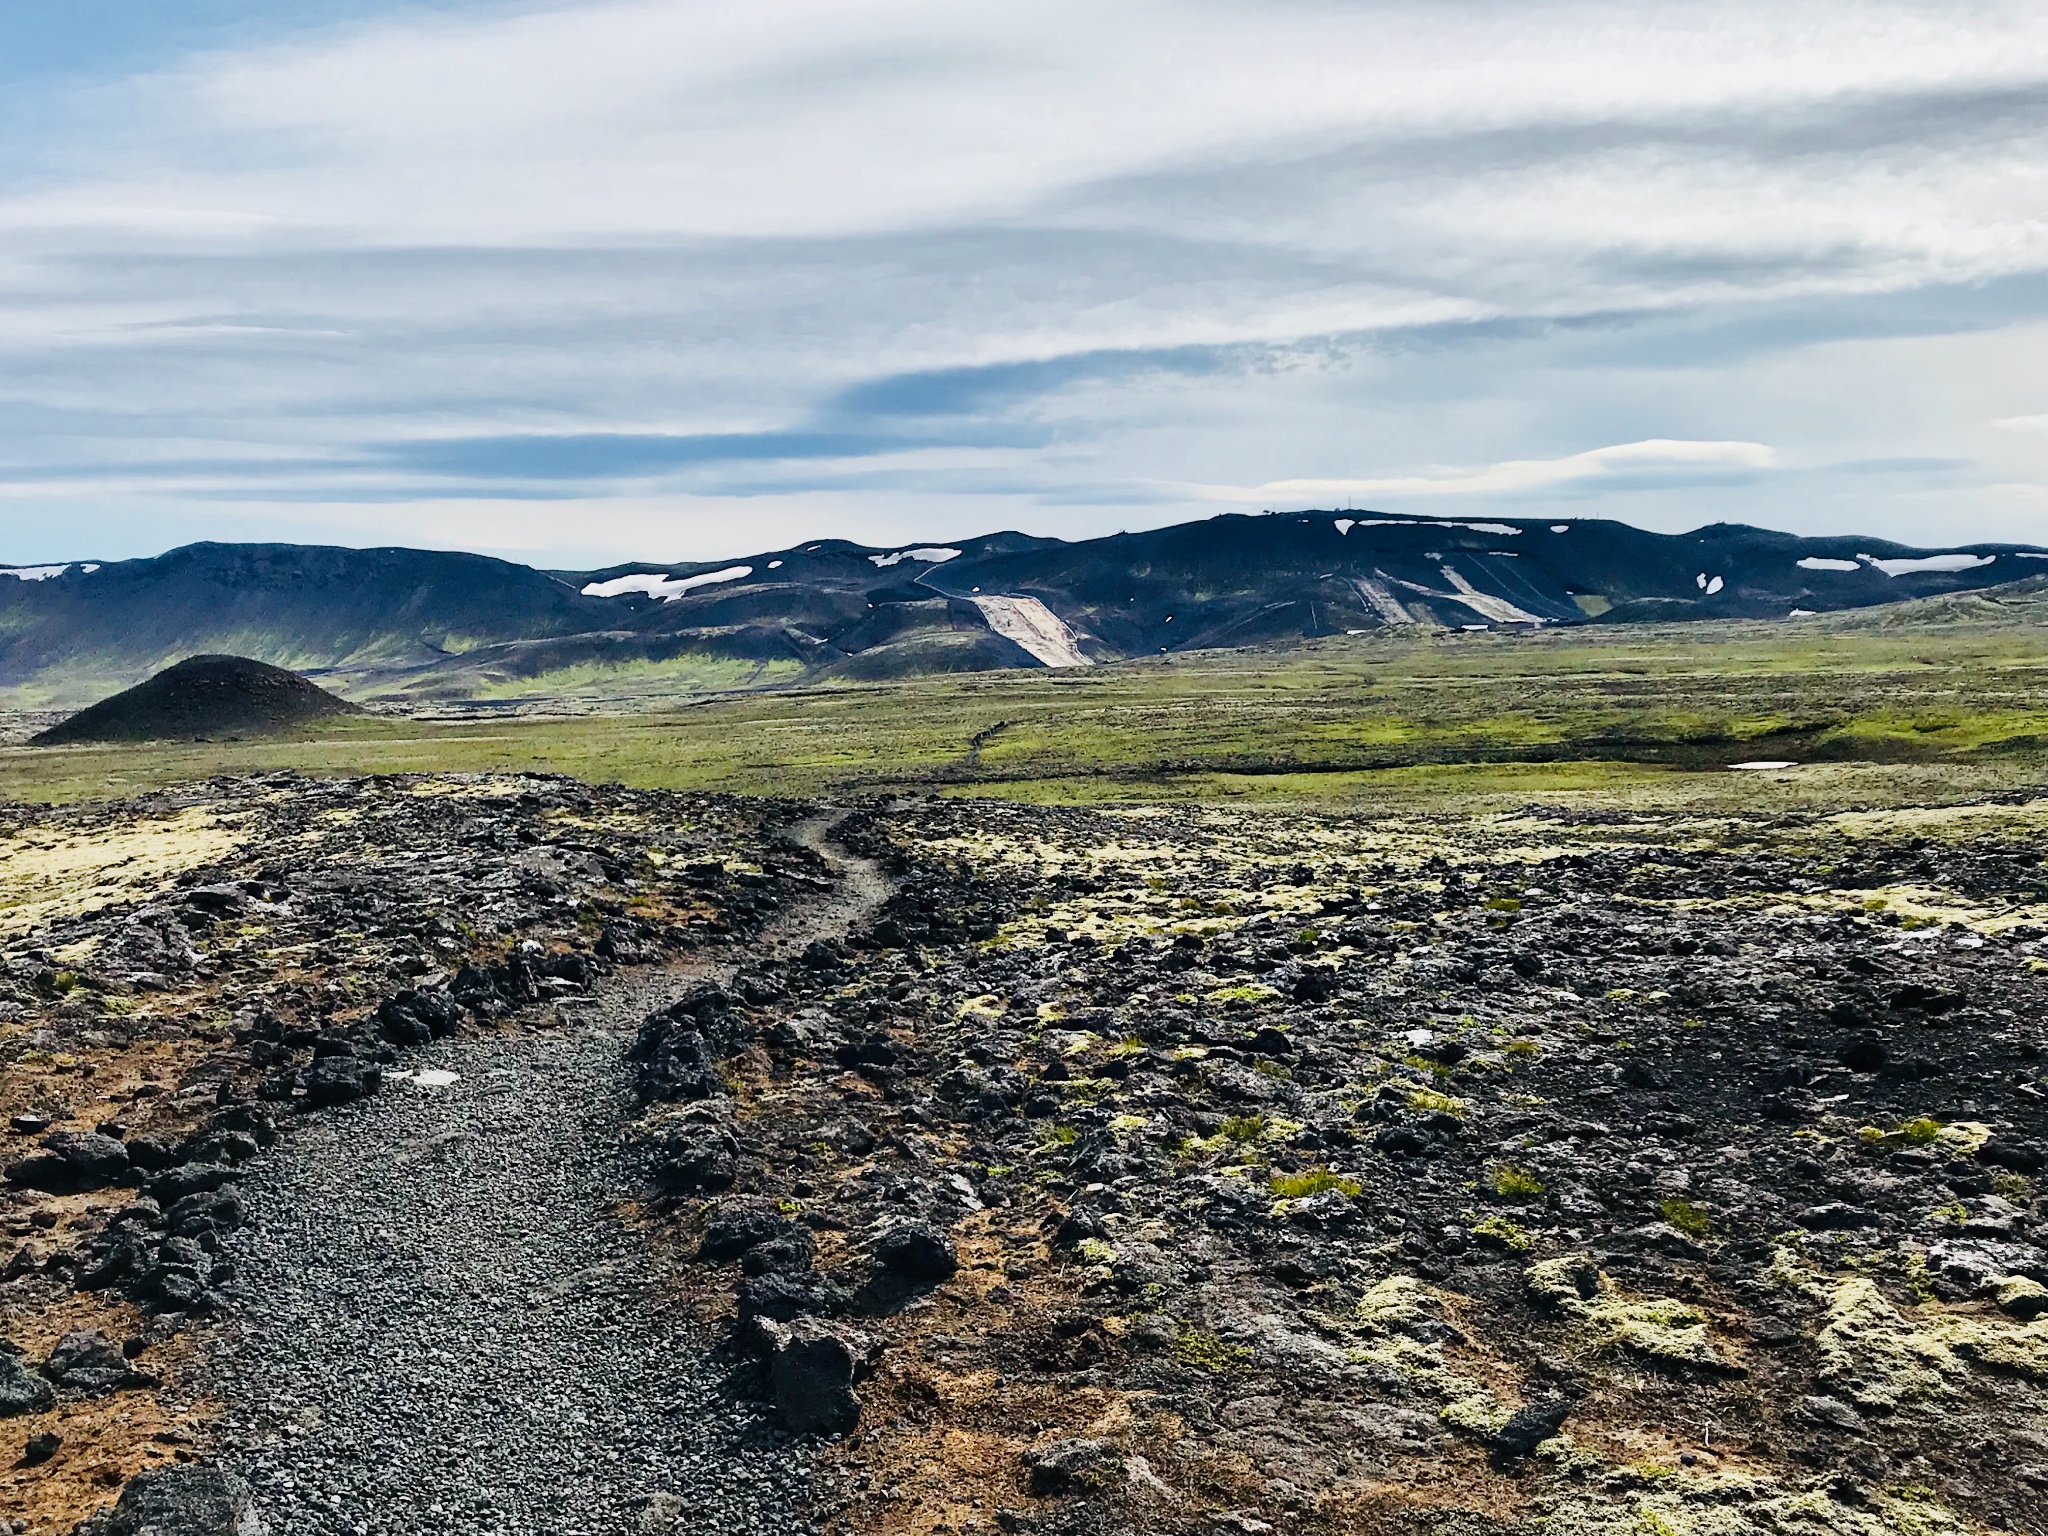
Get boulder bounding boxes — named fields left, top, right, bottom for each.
left=699, top=1198, right=796, bottom=1262
left=736, top=1270, right=852, bottom=1324
left=1979, top=1137, right=2047, bottom=1174
left=149, top=1162, right=238, bottom=1206
left=78, top=1465, right=267, bottom=1536
left=649, top=1122, right=740, bottom=1194
left=0, top=1346, right=54, bottom=1417
left=630, top=987, right=744, bottom=1103
left=302, top=1056, right=382, bottom=1107
left=1796, top=1202, right=1879, bottom=1232
left=7, top=1130, right=133, bottom=1193
left=166, top=1188, right=247, bottom=1239
left=376, top=989, right=462, bottom=1047
left=1022, top=1437, right=1124, bottom=1496
left=42, top=1330, right=136, bottom=1396
left=874, top=1221, right=958, bottom=1282
left=764, top=1318, right=876, bottom=1436
left=1492, top=1397, right=1570, bottom=1460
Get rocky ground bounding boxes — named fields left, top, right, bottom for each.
left=634, top=796, right=2048, bottom=1536
left=0, top=773, right=829, bottom=1532
left=6, top=776, right=2048, bottom=1536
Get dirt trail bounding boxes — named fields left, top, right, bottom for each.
left=207, top=812, right=887, bottom=1536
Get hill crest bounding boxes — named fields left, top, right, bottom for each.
left=5, top=513, right=2042, bottom=706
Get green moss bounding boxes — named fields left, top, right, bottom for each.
left=1408, top=1086, right=1467, bottom=1116
left=1526, top=1255, right=1602, bottom=1312
left=1539, top=1478, right=1981, bottom=1536
left=1590, top=1296, right=1739, bottom=1374
left=1270, top=1167, right=1362, bottom=1199
left=1219, top=1113, right=1268, bottom=1144
left=1489, top=1163, right=1544, bottom=1202
left=1438, top=1393, right=1511, bottom=1438
left=1206, top=984, right=1278, bottom=1005
left=1173, top=1329, right=1252, bottom=1373
left=1470, top=1214, right=1531, bottom=1251
left=1354, top=1275, right=1435, bottom=1335
left=1659, top=1197, right=1713, bottom=1237
left=1526, top=1258, right=1741, bottom=1373
left=1817, top=1277, right=1964, bottom=1410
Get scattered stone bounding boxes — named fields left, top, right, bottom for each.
left=42, top=1330, right=137, bottom=1395
left=874, top=1220, right=958, bottom=1281
left=0, top=1347, right=55, bottom=1417
left=6, top=1130, right=133, bottom=1193
left=1022, top=1437, right=1124, bottom=1497
left=73, top=1465, right=267, bottom=1536
left=763, top=1318, right=875, bottom=1436
left=1801, top=1395, right=1866, bottom=1434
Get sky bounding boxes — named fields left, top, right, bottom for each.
left=3, top=0, right=2048, bottom=568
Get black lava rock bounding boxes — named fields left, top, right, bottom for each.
left=1022, top=1437, right=1123, bottom=1495
left=874, top=1221, right=958, bottom=1281
left=764, top=1318, right=874, bottom=1436
left=41, top=1330, right=134, bottom=1395
left=1493, top=1397, right=1571, bottom=1461
left=649, top=1121, right=741, bottom=1194
left=74, top=1464, right=264, bottom=1536
left=0, top=1347, right=55, bottom=1417
left=700, top=1198, right=796, bottom=1262
left=303, top=1056, right=382, bottom=1107
left=5, top=1130, right=133, bottom=1193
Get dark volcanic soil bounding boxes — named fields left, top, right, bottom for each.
left=627, top=798, right=2048, bottom=1536
left=6, top=777, right=2048, bottom=1536
left=32, top=655, right=360, bottom=746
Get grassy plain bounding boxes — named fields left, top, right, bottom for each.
left=6, top=585, right=2048, bottom=815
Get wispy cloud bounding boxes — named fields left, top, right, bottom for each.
left=1181, top=440, right=1780, bottom=505
left=0, top=2, right=2046, bottom=561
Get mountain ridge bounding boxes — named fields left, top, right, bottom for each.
left=4, top=513, right=2042, bottom=707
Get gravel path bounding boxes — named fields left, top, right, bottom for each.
left=208, top=815, right=886, bottom=1536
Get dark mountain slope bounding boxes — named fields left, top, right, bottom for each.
left=4, top=514, right=2040, bottom=705
left=914, top=513, right=2041, bottom=656
left=0, top=543, right=614, bottom=699
left=32, top=655, right=361, bottom=744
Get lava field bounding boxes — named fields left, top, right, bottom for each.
left=5, top=777, right=2048, bottom=1536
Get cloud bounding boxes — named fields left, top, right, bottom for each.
left=0, top=1, right=2047, bottom=562
left=1994, top=413, right=2048, bottom=432
left=1187, top=440, right=1780, bottom=504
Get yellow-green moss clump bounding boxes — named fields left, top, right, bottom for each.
left=1354, top=1275, right=1435, bottom=1335
left=1817, top=1276, right=2048, bottom=1412
left=1539, top=1475, right=1978, bottom=1536
left=1992, top=1274, right=2048, bottom=1319
left=1439, top=1393, right=1511, bottom=1437
left=1523, top=1257, right=1742, bottom=1374
left=1348, top=1276, right=1501, bottom=1414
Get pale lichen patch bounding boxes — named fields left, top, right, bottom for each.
left=1816, top=1276, right=2048, bottom=1411
left=0, top=807, right=241, bottom=935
